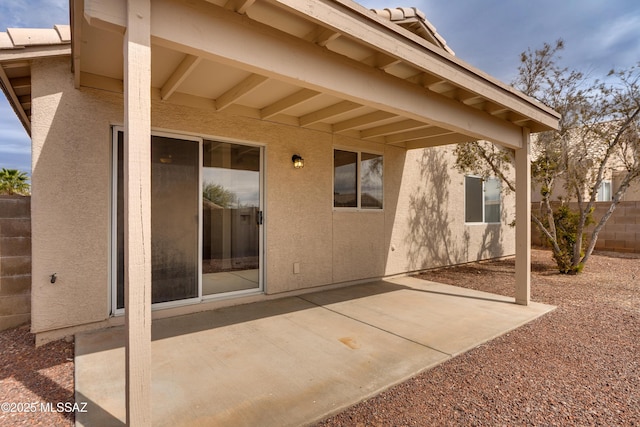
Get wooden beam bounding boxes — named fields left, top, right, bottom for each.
left=72, top=0, right=82, bottom=89
left=332, top=110, right=396, bottom=132
left=404, top=133, right=473, bottom=149
left=215, top=73, right=268, bottom=111
left=84, top=0, right=126, bottom=33
left=486, top=102, right=510, bottom=116
left=272, top=0, right=559, bottom=129
left=83, top=0, right=559, bottom=132
left=144, top=0, right=525, bottom=147
left=363, top=52, right=401, bottom=70
left=260, top=88, right=320, bottom=119
left=221, top=0, right=256, bottom=14
left=457, top=89, right=484, bottom=105
left=315, top=28, right=340, bottom=47
left=304, top=26, right=341, bottom=47
left=299, top=100, right=361, bottom=126
left=332, top=111, right=398, bottom=132
left=515, top=128, right=531, bottom=305
left=360, top=119, right=426, bottom=138
left=123, top=0, right=152, bottom=425
left=384, top=126, right=450, bottom=144
left=160, top=54, right=201, bottom=100
left=236, top=0, right=256, bottom=14
left=0, top=61, right=30, bottom=69
left=9, top=77, right=30, bottom=90
left=80, top=71, right=124, bottom=93
left=18, top=95, right=30, bottom=109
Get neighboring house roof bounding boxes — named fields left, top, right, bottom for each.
left=0, top=0, right=559, bottom=149
left=370, top=7, right=455, bottom=56
left=0, top=25, right=71, bottom=134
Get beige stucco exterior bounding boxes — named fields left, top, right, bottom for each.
left=2, top=1, right=563, bottom=419
left=28, top=54, right=517, bottom=340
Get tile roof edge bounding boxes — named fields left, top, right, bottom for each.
left=370, top=7, right=454, bottom=55
left=1, top=25, right=70, bottom=49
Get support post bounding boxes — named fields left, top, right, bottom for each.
left=515, top=128, right=531, bottom=305
left=123, top=0, right=152, bottom=425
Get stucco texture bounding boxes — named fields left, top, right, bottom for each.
left=29, top=56, right=516, bottom=336
left=31, top=57, right=119, bottom=334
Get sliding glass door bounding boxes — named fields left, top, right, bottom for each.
left=202, top=140, right=261, bottom=296
left=113, top=130, right=263, bottom=312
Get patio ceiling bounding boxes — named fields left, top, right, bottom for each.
left=1, top=0, right=560, bottom=148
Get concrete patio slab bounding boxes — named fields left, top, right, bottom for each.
left=75, top=277, right=555, bottom=427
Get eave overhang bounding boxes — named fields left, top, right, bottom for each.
left=2, top=0, right=560, bottom=149
left=0, top=25, right=71, bottom=135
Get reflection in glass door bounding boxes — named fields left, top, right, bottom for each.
left=115, top=132, right=200, bottom=309
left=202, top=140, right=262, bottom=296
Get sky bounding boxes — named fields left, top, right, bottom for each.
left=1, top=0, right=639, bottom=173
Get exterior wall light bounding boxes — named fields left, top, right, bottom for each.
left=292, top=154, right=304, bottom=169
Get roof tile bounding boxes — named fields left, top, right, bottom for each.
left=5, top=27, right=69, bottom=48
left=55, top=25, right=71, bottom=43
left=370, top=6, right=454, bottom=55
left=0, top=32, right=14, bottom=49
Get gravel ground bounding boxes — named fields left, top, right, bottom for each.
left=1, top=249, right=638, bottom=426
left=317, top=249, right=640, bottom=426
left=0, top=326, right=74, bottom=427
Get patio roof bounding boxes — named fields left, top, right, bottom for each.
left=0, top=0, right=559, bottom=149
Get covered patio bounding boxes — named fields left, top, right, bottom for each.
left=1, top=0, right=561, bottom=424
left=76, top=276, right=555, bottom=426
left=65, top=1, right=558, bottom=418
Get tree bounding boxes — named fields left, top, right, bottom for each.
left=454, top=40, right=640, bottom=274
left=202, top=182, right=237, bottom=208
left=0, top=168, right=30, bottom=195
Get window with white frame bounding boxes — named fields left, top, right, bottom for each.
left=334, top=149, right=383, bottom=209
left=465, top=176, right=501, bottom=223
left=596, top=180, right=612, bottom=202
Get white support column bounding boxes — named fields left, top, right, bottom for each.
left=123, top=0, right=152, bottom=425
left=515, top=128, right=531, bottom=305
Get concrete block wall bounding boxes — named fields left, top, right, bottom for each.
left=0, top=196, right=31, bottom=330
left=532, top=201, right=640, bottom=254
left=592, top=201, right=640, bottom=253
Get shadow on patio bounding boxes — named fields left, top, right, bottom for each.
left=75, top=277, right=554, bottom=427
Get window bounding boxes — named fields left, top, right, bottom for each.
left=334, top=149, right=383, bottom=209
left=465, top=176, right=501, bottom=223
left=596, top=180, right=611, bottom=202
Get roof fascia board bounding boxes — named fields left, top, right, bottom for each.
left=148, top=0, right=524, bottom=148
left=272, top=0, right=559, bottom=128
left=0, top=46, right=71, bottom=62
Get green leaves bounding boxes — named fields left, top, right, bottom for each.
left=454, top=40, right=640, bottom=274
left=0, top=168, right=30, bottom=195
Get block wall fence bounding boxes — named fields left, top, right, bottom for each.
left=532, top=201, right=640, bottom=254
left=0, top=196, right=31, bottom=330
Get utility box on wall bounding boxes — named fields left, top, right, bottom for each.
left=0, top=195, right=31, bottom=330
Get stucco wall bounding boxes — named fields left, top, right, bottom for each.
left=31, top=57, right=119, bottom=334
left=384, top=147, right=516, bottom=275
left=29, top=56, right=517, bottom=337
